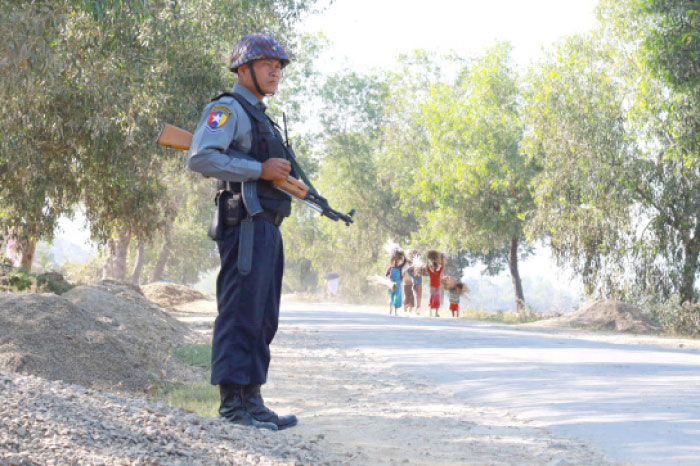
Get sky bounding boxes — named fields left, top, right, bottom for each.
left=299, top=0, right=600, bottom=71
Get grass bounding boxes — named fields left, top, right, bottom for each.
left=172, top=344, right=212, bottom=369
left=150, top=344, right=219, bottom=417
left=459, top=307, right=549, bottom=324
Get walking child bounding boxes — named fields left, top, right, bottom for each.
left=426, top=250, right=446, bottom=317
left=407, top=250, right=423, bottom=313
left=402, top=256, right=416, bottom=313
left=385, top=249, right=407, bottom=316
left=448, top=282, right=467, bottom=317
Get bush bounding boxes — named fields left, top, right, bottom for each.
left=637, top=294, right=699, bottom=337
left=1, top=267, right=34, bottom=292
left=651, top=299, right=700, bottom=337
left=36, top=272, right=75, bottom=295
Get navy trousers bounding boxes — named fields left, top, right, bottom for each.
left=211, top=217, right=283, bottom=386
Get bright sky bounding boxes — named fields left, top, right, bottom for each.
left=299, top=0, right=600, bottom=71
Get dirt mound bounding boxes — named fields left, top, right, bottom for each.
left=63, top=281, right=196, bottom=352
left=0, top=281, right=202, bottom=393
left=531, top=299, right=662, bottom=333
left=142, top=282, right=212, bottom=309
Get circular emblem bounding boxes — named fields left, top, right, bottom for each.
left=206, top=106, right=232, bottom=132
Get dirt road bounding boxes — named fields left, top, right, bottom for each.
left=177, top=300, right=672, bottom=465
left=275, top=302, right=700, bottom=465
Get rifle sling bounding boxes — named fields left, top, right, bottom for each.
left=264, top=114, right=317, bottom=194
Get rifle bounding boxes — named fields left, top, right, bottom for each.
left=157, top=123, right=354, bottom=226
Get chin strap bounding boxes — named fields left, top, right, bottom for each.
left=248, top=64, right=274, bottom=97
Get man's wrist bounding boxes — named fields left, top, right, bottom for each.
left=252, top=161, right=262, bottom=180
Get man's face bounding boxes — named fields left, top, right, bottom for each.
left=249, top=58, right=282, bottom=95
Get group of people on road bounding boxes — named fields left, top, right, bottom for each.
left=385, top=248, right=468, bottom=317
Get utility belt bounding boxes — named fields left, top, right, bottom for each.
left=217, top=188, right=285, bottom=228
left=208, top=187, right=280, bottom=277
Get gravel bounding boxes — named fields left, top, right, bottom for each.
left=0, top=370, right=334, bottom=465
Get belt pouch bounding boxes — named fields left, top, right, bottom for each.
left=208, top=191, right=224, bottom=241
left=237, top=216, right=254, bottom=276
left=221, top=191, right=245, bottom=226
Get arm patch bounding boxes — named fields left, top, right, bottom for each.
left=206, top=105, right=233, bottom=133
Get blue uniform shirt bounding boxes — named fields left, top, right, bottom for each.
left=187, top=83, right=265, bottom=182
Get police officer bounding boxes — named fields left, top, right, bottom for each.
left=187, top=34, right=297, bottom=431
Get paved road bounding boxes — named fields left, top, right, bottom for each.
left=280, top=302, right=700, bottom=465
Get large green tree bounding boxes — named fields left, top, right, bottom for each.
left=525, top=0, right=700, bottom=304
left=0, top=0, right=321, bottom=277
left=281, top=70, right=419, bottom=300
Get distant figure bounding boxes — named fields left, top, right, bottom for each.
left=5, top=230, right=20, bottom=267
left=385, top=248, right=407, bottom=316
left=325, top=272, right=340, bottom=297
left=448, top=282, right=467, bottom=317
left=409, top=266, right=423, bottom=313
left=402, top=259, right=415, bottom=313
left=406, top=249, right=422, bottom=313
left=426, top=250, right=447, bottom=317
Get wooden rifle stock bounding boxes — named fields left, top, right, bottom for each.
left=156, top=123, right=309, bottom=199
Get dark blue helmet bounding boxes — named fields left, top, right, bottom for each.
left=228, top=34, right=290, bottom=73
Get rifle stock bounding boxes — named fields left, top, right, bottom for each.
left=157, top=123, right=353, bottom=225
left=157, top=124, right=192, bottom=150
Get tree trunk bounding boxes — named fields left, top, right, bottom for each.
left=102, top=229, right=132, bottom=281
left=508, top=234, right=526, bottom=313
left=151, top=222, right=172, bottom=283
left=679, top=240, right=699, bottom=304
left=19, top=237, right=37, bottom=273
left=130, top=239, right=146, bottom=285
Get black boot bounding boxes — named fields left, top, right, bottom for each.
left=219, top=384, right=278, bottom=431
left=242, top=384, right=298, bottom=430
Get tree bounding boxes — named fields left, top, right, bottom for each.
left=524, top=34, right=635, bottom=299
left=279, top=68, right=421, bottom=300
left=525, top=0, right=700, bottom=304
left=0, top=2, right=85, bottom=270
left=0, top=0, right=322, bottom=276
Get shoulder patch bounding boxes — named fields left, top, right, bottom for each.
left=206, top=105, right=232, bottom=133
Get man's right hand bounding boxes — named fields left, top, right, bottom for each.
left=260, top=158, right=291, bottom=181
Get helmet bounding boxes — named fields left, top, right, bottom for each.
left=228, top=34, right=290, bottom=73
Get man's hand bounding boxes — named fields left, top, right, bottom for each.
left=260, top=158, right=291, bottom=181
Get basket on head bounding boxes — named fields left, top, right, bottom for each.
left=427, top=250, right=440, bottom=262
left=391, top=248, right=405, bottom=263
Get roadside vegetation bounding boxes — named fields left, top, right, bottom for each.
left=151, top=344, right=218, bottom=417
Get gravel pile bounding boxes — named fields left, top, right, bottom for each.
left=0, top=370, right=332, bottom=466
left=0, top=281, right=201, bottom=394
left=529, top=299, right=662, bottom=333
left=142, top=283, right=212, bottom=309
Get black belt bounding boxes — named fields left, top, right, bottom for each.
left=218, top=186, right=285, bottom=227
left=256, top=210, right=285, bottom=227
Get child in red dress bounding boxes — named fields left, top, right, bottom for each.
left=425, top=250, right=446, bottom=317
